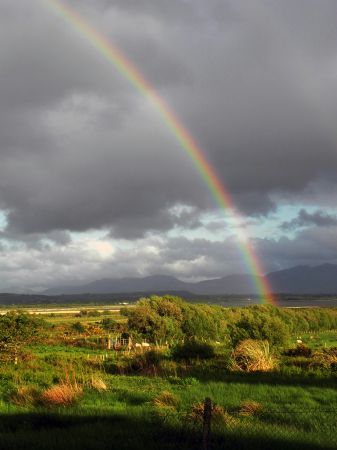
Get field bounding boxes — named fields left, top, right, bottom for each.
left=0, top=299, right=336, bottom=449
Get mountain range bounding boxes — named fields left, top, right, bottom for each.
left=44, top=263, right=337, bottom=295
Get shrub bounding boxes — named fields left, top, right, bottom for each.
left=0, top=312, right=44, bottom=362
left=71, top=322, right=85, bottom=333
left=286, top=343, right=312, bottom=357
left=310, top=347, right=337, bottom=370
left=108, top=351, right=166, bottom=376
left=100, top=318, right=118, bottom=331
left=144, top=349, right=166, bottom=365
left=229, top=314, right=290, bottom=348
left=172, top=341, right=215, bottom=361
left=231, top=339, right=277, bottom=372
left=158, top=360, right=178, bottom=377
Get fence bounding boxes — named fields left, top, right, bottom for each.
left=153, top=397, right=337, bottom=450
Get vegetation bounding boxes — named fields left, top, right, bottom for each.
left=125, top=295, right=337, bottom=347
left=0, top=312, right=43, bottom=362
left=231, top=339, right=277, bottom=372
left=0, top=296, right=336, bottom=449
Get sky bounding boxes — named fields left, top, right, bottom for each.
left=1, top=0, right=337, bottom=292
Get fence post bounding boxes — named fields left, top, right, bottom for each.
left=203, top=397, right=212, bottom=450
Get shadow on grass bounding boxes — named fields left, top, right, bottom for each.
left=112, top=388, right=150, bottom=405
left=186, top=367, right=337, bottom=388
left=105, top=359, right=337, bottom=390
left=0, top=412, right=334, bottom=450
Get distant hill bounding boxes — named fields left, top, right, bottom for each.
left=44, top=275, right=189, bottom=295
left=193, top=274, right=256, bottom=295
left=0, top=291, right=197, bottom=306
left=44, top=273, right=257, bottom=296
left=266, top=263, right=337, bottom=294
left=43, top=264, right=337, bottom=295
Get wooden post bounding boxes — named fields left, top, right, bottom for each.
left=203, top=397, right=212, bottom=450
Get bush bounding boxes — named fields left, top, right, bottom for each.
left=229, top=314, right=290, bottom=348
left=100, top=318, right=118, bottom=331
left=106, top=350, right=167, bottom=376
left=286, top=343, right=312, bottom=357
left=129, top=350, right=166, bottom=375
left=71, top=322, right=85, bottom=333
left=310, top=347, right=337, bottom=370
left=171, top=341, right=215, bottom=361
left=0, top=312, right=43, bottom=362
left=144, top=349, right=166, bottom=365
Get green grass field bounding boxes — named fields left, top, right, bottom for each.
left=0, top=339, right=336, bottom=450
left=0, top=302, right=337, bottom=449
left=290, top=330, right=337, bottom=349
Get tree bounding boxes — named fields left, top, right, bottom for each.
left=229, top=314, right=290, bottom=348
left=0, top=312, right=43, bottom=362
left=100, top=317, right=118, bottom=332
left=127, top=297, right=183, bottom=344
left=71, top=321, right=86, bottom=333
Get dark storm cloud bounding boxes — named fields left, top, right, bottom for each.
left=109, top=206, right=202, bottom=239
left=0, top=228, right=72, bottom=249
left=256, top=226, right=337, bottom=272
left=281, top=209, right=337, bottom=231
left=80, top=0, right=204, bottom=23
left=152, top=228, right=337, bottom=278
left=1, top=0, right=337, bottom=241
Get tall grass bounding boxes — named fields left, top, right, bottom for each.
left=231, top=339, right=277, bottom=372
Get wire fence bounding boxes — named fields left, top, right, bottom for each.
left=151, top=398, right=337, bottom=450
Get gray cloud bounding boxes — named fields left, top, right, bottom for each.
left=2, top=224, right=337, bottom=292
left=1, top=0, right=337, bottom=289
left=256, top=227, right=337, bottom=272
left=0, top=233, right=249, bottom=291
left=1, top=0, right=337, bottom=236
left=281, top=209, right=337, bottom=231
left=109, top=205, right=203, bottom=239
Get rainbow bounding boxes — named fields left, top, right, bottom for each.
left=42, top=0, right=275, bottom=304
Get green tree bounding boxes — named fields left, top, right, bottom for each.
left=71, top=321, right=86, bottom=333
left=100, top=317, right=118, bottom=332
left=229, top=314, right=290, bottom=348
left=0, top=312, right=43, bottom=362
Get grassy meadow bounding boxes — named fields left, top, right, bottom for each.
left=0, top=297, right=336, bottom=449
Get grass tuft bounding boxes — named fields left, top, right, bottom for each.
left=153, top=391, right=180, bottom=410
left=239, top=400, right=263, bottom=416
left=90, top=376, right=107, bottom=392
left=231, top=339, right=277, bottom=372
left=310, top=347, right=337, bottom=369
left=10, top=386, right=40, bottom=407
left=41, top=382, right=82, bottom=407
left=188, top=402, right=238, bottom=427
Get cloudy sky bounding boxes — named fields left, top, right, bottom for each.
left=1, top=0, right=337, bottom=292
